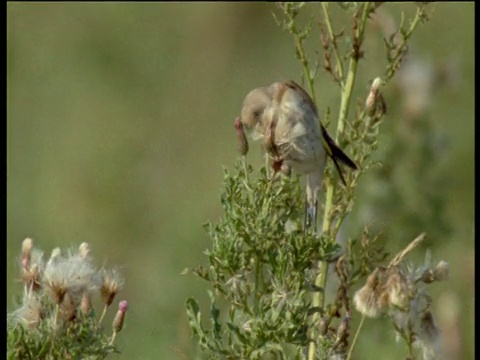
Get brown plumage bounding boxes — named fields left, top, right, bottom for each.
left=237, top=80, right=357, bottom=229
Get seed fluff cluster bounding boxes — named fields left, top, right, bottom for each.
left=8, top=238, right=129, bottom=358
left=353, top=234, right=449, bottom=359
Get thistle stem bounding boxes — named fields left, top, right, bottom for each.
left=109, top=331, right=117, bottom=346
left=99, top=305, right=108, bottom=324
left=347, top=315, right=365, bottom=360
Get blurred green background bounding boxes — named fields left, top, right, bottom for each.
left=7, top=3, right=474, bottom=359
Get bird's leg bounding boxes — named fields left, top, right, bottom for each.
left=304, top=173, right=320, bottom=231
left=304, top=198, right=318, bottom=231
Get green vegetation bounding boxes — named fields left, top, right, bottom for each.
left=7, top=3, right=473, bottom=359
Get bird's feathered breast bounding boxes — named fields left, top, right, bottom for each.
left=269, top=82, right=324, bottom=171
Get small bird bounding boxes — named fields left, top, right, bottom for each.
left=236, top=80, right=357, bottom=229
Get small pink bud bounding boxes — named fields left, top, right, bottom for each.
left=119, top=300, right=129, bottom=313
left=112, top=300, right=129, bottom=333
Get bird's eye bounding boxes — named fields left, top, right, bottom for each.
left=253, top=110, right=261, bottom=118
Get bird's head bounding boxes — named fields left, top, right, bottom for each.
left=239, top=86, right=274, bottom=131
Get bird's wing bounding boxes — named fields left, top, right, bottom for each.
left=283, top=80, right=319, bottom=117
left=284, top=80, right=358, bottom=183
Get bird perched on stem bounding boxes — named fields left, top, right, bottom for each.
left=235, top=80, right=357, bottom=229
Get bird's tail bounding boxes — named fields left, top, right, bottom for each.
left=320, top=125, right=357, bottom=186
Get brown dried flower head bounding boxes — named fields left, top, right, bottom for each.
left=21, top=248, right=44, bottom=292
left=100, top=268, right=125, bottom=307
left=385, top=266, right=411, bottom=309
left=353, top=267, right=388, bottom=318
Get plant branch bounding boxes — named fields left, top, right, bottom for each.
left=308, top=4, right=371, bottom=359
left=321, top=2, right=345, bottom=83
left=385, top=4, right=429, bottom=80
left=347, top=314, right=365, bottom=360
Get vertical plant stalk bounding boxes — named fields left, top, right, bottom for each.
left=291, top=22, right=317, bottom=104
left=320, top=2, right=345, bottom=83
left=308, top=3, right=371, bottom=359
left=99, top=305, right=108, bottom=324
left=109, top=332, right=118, bottom=346
left=346, top=315, right=365, bottom=360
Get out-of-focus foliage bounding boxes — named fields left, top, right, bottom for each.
left=7, top=3, right=473, bottom=359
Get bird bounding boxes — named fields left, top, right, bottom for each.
left=236, top=80, right=357, bottom=229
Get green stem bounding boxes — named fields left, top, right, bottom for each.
left=385, top=5, right=427, bottom=80
left=282, top=3, right=317, bottom=103
left=109, top=331, right=117, bottom=346
left=336, top=4, right=370, bottom=140
left=99, top=304, right=108, bottom=324
left=292, top=26, right=317, bottom=103
left=321, top=2, right=345, bottom=83
left=347, top=315, right=365, bottom=360
left=308, top=3, right=371, bottom=360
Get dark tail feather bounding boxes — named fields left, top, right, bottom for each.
left=330, top=142, right=357, bottom=170
left=321, top=126, right=357, bottom=185
left=321, top=127, right=357, bottom=169
left=331, top=156, right=347, bottom=186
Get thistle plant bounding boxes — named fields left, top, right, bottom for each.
left=186, top=2, right=447, bottom=359
left=7, top=238, right=128, bottom=359
left=353, top=233, right=449, bottom=360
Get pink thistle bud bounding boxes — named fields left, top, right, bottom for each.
left=112, top=300, right=129, bottom=333
left=119, top=300, right=128, bottom=313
